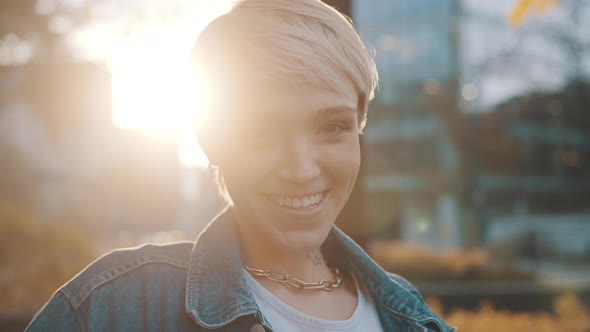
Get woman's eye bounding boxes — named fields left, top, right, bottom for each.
left=319, top=122, right=350, bottom=135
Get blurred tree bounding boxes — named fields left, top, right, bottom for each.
left=509, top=0, right=560, bottom=26
left=0, top=0, right=197, bottom=65
left=456, top=0, right=590, bottom=245
left=467, top=0, right=590, bottom=87
left=0, top=204, right=96, bottom=313
left=460, top=0, right=590, bottom=176
left=0, top=0, right=63, bottom=64
left=0, top=142, right=36, bottom=211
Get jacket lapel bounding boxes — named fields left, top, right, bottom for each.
left=323, top=227, right=453, bottom=331
left=185, top=206, right=259, bottom=329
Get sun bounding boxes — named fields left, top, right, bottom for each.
left=112, top=44, right=198, bottom=133
left=110, top=1, right=233, bottom=168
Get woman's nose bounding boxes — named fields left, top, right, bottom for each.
left=275, top=136, right=320, bottom=183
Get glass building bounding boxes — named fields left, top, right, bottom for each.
left=352, top=0, right=463, bottom=248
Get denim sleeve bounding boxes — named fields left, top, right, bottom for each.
left=25, top=290, right=83, bottom=332
left=387, top=272, right=425, bottom=300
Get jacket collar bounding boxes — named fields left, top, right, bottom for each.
left=185, top=205, right=258, bottom=329
left=185, top=206, right=451, bottom=331
left=323, top=227, right=431, bottom=318
left=322, top=227, right=452, bottom=331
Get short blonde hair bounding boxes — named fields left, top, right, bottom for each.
left=192, top=0, right=378, bottom=131
left=192, top=0, right=378, bottom=203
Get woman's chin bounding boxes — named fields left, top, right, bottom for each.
left=269, top=227, right=330, bottom=255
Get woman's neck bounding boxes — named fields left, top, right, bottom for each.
left=238, top=234, right=332, bottom=281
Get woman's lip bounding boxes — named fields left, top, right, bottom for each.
left=264, top=190, right=328, bottom=198
left=264, top=190, right=329, bottom=215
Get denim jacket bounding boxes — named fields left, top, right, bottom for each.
left=26, top=207, right=456, bottom=332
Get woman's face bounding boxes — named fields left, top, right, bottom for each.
left=216, top=82, right=361, bottom=254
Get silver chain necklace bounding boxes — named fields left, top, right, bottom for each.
left=245, top=266, right=342, bottom=291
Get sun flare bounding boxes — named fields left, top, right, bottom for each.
left=110, top=1, right=232, bottom=167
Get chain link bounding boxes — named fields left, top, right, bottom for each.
left=245, top=266, right=342, bottom=291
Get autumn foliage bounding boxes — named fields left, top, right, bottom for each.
left=0, top=205, right=96, bottom=313
left=428, top=293, right=590, bottom=332
left=368, top=240, right=532, bottom=281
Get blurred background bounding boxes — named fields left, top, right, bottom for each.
left=0, top=0, right=589, bottom=330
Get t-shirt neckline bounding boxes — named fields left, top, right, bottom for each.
left=243, top=268, right=365, bottom=330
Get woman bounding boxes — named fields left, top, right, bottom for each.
left=27, top=0, right=455, bottom=331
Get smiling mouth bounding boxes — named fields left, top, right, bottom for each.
left=267, top=192, right=325, bottom=209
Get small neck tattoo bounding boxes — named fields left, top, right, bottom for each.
left=307, top=249, right=324, bottom=266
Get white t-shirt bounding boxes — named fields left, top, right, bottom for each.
left=244, top=269, right=385, bottom=332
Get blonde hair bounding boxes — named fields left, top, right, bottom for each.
left=192, top=0, right=378, bottom=131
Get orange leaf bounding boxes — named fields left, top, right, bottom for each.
left=508, top=0, right=534, bottom=26
left=509, top=0, right=560, bottom=26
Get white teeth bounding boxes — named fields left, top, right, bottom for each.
left=302, top=197, right=310, bottom=207
left=271, top=192, right=324, bottom=208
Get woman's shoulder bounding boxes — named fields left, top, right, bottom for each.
left=384, top=271, right=424, bottom=298
left=59, top=241, right=194, bottom=308
left=382, top=272, right=457, bottom=331
left=26, top=242, right=197, bottom=331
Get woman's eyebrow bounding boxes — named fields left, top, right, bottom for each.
left=243, top=106, right=356, bottom=123
left=316, top=106, right=357, bottom=118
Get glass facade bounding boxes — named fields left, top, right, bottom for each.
left=354, top=0, right=458, bottom=105
left=353, top=0, right=462, bottom=248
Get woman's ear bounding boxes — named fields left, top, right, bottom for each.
left=196, top=128, right=219, bottom=167
left=357, top=92, right=367, bottom=133
left=195, top=106, right=240, bottom=169
left=196, top=120, right=235, bottom=169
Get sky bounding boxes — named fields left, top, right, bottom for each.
left=461, top=0, right=590, bottom=110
